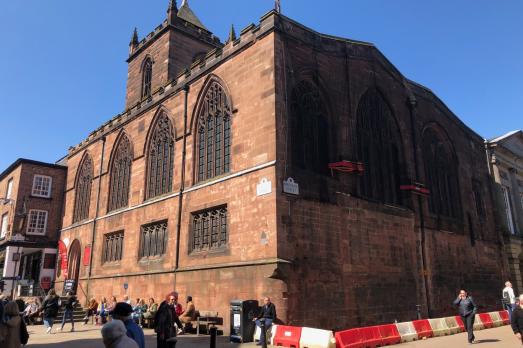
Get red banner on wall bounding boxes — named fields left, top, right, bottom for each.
left=83, top=246, right=91, bottom=266
left=58, top=240, right=68, bottom=278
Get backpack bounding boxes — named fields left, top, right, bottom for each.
left=20, top=318, right=29, bottom=345
left=503, top=290, right=510, bottom=304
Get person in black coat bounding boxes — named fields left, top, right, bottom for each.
left=453, top=289, right=477, bottom=344
left=59, top=292, right=77, bottom=332
left=253, top=297, right=277, bottom=346
left=41, top=289, right=60, bottom=334
left=511, top=294, right=523, bottom=345
left=154, top=292, right=183, bottom=348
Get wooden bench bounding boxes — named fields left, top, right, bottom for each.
left=194, top=311, right=222, bottom=336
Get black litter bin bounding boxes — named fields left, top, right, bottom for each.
left=230, top=299, right=259, bottom=342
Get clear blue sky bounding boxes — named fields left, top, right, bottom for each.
left=0, top=0, right=521, bottom=170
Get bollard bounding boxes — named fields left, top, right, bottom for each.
left=260, top=319, right=268, bottom=348
left=416, top=304, right=422, bottom=320
left=210, top=326, right=217, bottom=348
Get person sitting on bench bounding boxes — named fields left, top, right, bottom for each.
left=253, top=297, right=276, bottom=346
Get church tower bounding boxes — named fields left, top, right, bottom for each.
left=125, top=0, right=222, bottom=108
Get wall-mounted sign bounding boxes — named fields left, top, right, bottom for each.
left=256, top=178, right=272, bottom=196
left=123, top=283, right=129, bottom=290
left=283, top=177, right=299, bottom=195
left=58, top=240, right=68, bottom=276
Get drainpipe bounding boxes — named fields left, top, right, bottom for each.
left=86, top=136, right=106, bottom=299
left=407, top=95, right=432, bottom=318
left=175, top=85, right=190, bottom=279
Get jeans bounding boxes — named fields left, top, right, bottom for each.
left=255, top=319, right=273, bottom=345
left=505, top=303, right=516, bottom=322
left=61, top=309, right=75, bottom=329
left=43, top=316, right=55, bottom=329
left=461, top=313, right=475, bottom=343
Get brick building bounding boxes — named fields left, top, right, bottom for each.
left=486, top=131, right=523, bottom=292
left=0, top=159, right=66, bottom=296
left=56, top=1, right=505, bottom=331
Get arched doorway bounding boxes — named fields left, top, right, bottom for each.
left=67, top=239, right=81, bottom=291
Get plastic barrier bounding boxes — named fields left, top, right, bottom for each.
left=377, top=324, right=401, bottom=346
left=358, top=326, right=382, bottom=348
left=395, top=322, right=418, bottom=342
left=428, top=318, right=451, bottom=336
left=274, top=325, right=303, bottom=348
left=299, top=327, right=336, bottom=348
left=455, top=316, right=465, bottom=332
left=335, top=328, right=363, bottom=348
left=254, top=324, right=278, bottom=345
left=473, top=314, right=485, bottom=330
left=499, top=310, right=510, bottom=325
left=412, top=319, right=434, bottom=339
left=444, top=316, right=462, bottom=334
left=479, top=313, right=494, bottom=329
left=488, top=312, right=503, bottom=327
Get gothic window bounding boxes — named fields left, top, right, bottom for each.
left=146, top=113, right=175, bottom=199
left=73, top=154, right=93, bottom=223
left=191, top=206, right=228, bottom=253
left=141, top=58, right=152, bottom=99
left=196, top=81, right=232, bottom=182
left=290, top=80, right=329, bottom=173
left=356, top=88, right=404, bottom=205
left=422, top=127, right=462, bottom=219
left=108, top=134, right=133, bottom=212
left=102, top=231, right=124, bottom=263
left=139, top=221, right=167, bottom=258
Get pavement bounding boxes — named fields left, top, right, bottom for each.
left=24, top=322, right=522, bottom=347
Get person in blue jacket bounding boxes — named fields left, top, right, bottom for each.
left=453, top=289, right=478, bottom=344
left=112, top=302, right=145, bottom=348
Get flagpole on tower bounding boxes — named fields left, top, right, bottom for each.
left=275, top=0, right=281, bottom=13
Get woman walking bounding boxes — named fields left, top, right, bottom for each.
left=453, top=289, right=477, bottom=344
left=59, top=292, right=77, bottom=332
left=3, top=301, right=22, bottom=347
left=41, top=289, right=60, bottom=334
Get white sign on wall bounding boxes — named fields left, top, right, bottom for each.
left=283, top=177, right=299, bottom=195
left=256, top=178, right=272, bottom=196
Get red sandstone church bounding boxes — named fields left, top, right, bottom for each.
left=55, top=0, right=505, bottom=332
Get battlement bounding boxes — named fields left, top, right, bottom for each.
left=69, top=10, right=279, bottom=156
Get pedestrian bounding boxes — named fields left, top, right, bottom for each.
left=453, top=289, right=477, bottom=344
left=154, top=292, right=183, bottom=348
left=112, top=302, right=145, bottom=348
left=504, top=281, right=517, bottom=321
left=59, top=291, right=78, bottom=332
left=101, top=320, right=139, bottom=348
left=511, top=294, right=523, bottom=345
left=41, top=289, right=60, bottom=334
left=253, top=297, right=277, bottom=346
left=3, top=301, right=23, bottom=348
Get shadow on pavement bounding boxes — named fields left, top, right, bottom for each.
left=475, top=339, right=501, bottom=344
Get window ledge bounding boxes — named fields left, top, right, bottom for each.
left=189, top=246, right=229, bottom=257
left=30, top=195, right=52, bottom=200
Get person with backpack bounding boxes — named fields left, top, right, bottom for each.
left=3, top=300, right=29, bottom=347
left=504, top=281, right=517, bottom=321
left=59, top=292, right=77, bottom=332
left=41, top=289, right=60, bottom=334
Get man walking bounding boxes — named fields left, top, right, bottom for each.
left=112, top=302, right=145, bottom=348
left=504, top=281, right=517, bottom=321
left=453, top=289, right=477, bottom=344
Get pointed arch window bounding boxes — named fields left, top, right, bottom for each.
left=146, top=113, right=175, bottom=199
left=108, top=134, right=133, bottom=212
left=290, top=80, right=329, bottom=173
left=356, top=89, right=404, bottom=205
left=196, top=81, right=232, bottom=182
left=73, top=154, right=93, bottom=223
left=422, top=127, right=462, bottom=218
left=142, top=58, right=152, bottom=99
